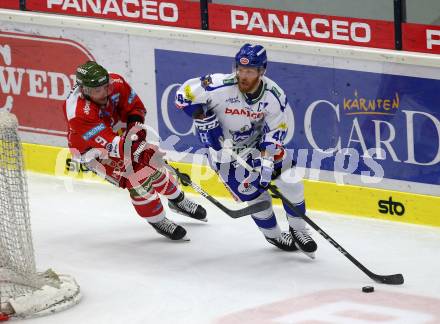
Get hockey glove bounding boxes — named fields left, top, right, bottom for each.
left=131, top=141, right=165, bottom=169
left=254, top=155, right=274, bottom=189
left=126, top=115, right=147, bottom=143
left=122, top=139, right=165, bottom=187
left=194, top=114, right=224, bottom=151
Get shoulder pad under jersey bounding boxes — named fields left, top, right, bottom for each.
left=176, top=73, right=234, bottom=108
left=203, top=73, right=236, bottom=91
left=263, top=76, right=288, bottom=110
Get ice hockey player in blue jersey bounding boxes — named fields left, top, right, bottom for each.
left=175, top=43, right=317, bottom=258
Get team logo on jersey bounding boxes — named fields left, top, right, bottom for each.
left=238, top=179, right=258, bottom=195
left=229, top=125, right=254, bottom=142
left=239, top=57, right=250, bottom=65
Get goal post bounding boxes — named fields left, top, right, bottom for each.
left=0, top=111, right=81, bottom=320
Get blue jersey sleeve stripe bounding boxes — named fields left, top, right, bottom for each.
left=206, top=82, right=237, bottom=92
left=181, top=103, right=203, bottom=118
left=267, top=89, right=285, bottom=111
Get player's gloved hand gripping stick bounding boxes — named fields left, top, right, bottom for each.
left=224, top=146, right=404, bottom=285
left=123, top=121, right=269, bottom=218
left=165, top=163, right=271, bottom=219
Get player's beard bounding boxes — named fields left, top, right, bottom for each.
left=238, top=75, right=261, bottom=94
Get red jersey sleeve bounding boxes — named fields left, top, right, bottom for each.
left=110, top=73, right=146, bottom=123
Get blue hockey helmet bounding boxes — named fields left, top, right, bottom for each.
left=235, top=43, right=267, bottom=70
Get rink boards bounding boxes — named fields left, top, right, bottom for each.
left=22, top=143, right=440, bottom=227
left=0, top=9, right=439, bottom=228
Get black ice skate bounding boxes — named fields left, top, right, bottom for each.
left=168, top=192, right=207, bottom=222
left=149, top=218, right=189, bottom=241
left=265, top=232, right=299, bottom=252
left=290, top=228, right=317, bottom=259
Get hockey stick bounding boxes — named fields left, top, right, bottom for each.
left=166, top=163, right=271, bottom=218
left=224, top=148, right=404, bottom=285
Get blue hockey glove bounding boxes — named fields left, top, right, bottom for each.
left=194, top=114, right=224, bottom=151
left=254, top=155, right=274, bottom=189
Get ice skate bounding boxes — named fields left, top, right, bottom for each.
left=149, top=217, right=189, bottom=241
left=168, top=192, right=207, bottom=222
left=290, top=228, right=317, bottom=259
left=265, top=231, right=298, bottom=252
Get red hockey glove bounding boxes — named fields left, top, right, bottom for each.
left=131, top=141, right=165, bottom=170
left=126, top=115, right=147, bottom=143
left=123, top=141, right=166, bottom=189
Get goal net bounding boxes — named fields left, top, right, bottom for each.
left=0, top=111, right=81, bottom=320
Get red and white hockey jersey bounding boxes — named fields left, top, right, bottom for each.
left=64, top=73, right=145, bottom=159
left=64, top=73, right=146, bottom=187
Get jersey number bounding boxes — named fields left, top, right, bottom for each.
left=176, top=94, right=185, bottom=104
left=272, top=130, right=287, bottom=142
left=95, top=136, right=108, bottom=147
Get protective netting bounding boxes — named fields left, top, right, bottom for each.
left=0, top=111, right=40, bottom=301
left=0, top=112, right=81, bottom=319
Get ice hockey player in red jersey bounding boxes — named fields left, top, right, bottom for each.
left=64, top=61, right=207, bottom=241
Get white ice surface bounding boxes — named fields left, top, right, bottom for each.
left=13, top=173, right=440, bottom=323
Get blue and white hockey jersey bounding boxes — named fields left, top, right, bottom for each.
left=175, top=73, right=290, bottom=153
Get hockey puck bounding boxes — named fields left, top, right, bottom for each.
left=362, top=286, right=374, bottom=293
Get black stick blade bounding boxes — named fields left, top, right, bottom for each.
left=371, top=273, right=404, bottom=285
left=171, top=166, right=270, bottom=218
left=176, top=170, right=192, bottom=186
left=228, top=201, right=271, bottom=218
